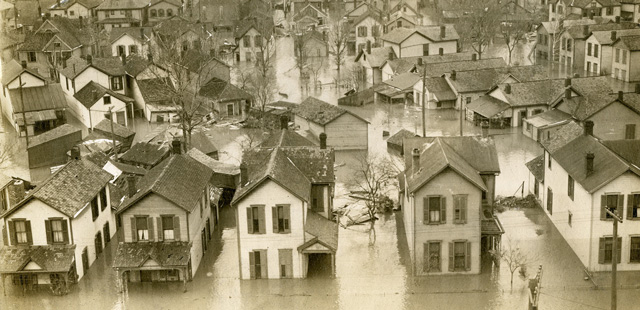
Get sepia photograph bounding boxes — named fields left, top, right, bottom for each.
left=0, top=0, right=639, bottom=309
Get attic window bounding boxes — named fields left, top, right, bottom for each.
left=54, top=42, right=61, bottom=48
left=104, top=96, right=111, bottom=104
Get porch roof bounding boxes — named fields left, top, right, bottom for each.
left=0, top=245, right=76, bottom=273
left=298, top=211, right=338, bottom=253
left=481, top=217, right=504, bottom=235
left=112, top=242, right=192, bottom=269
left=467, top=96, right=510, bottom=118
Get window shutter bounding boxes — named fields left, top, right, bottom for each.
left=423, top=197, right=429, bottom=224
left=26, top=221, right=32, bottom=245
left=247, top=207, right=254, bottom=234
left=440, top=197, right=446, bottom=224
left=260, top=249, right=268, bottom=278
left=617, top=237, right=622, bottom=264
left=461, top=196, right=467, bottom=224
left=423, top=243, right=429, bottom=272
left=62, top=219, right=69, bottom=244
left=45, top=220, right=52, bottom=244
left=286, top=250, right=293, bottom=278
left=8, top=221, right=16, bottom=245
left=448, top=242, right=454, bottom=272
left=598, top=237, right=605, bottom=264
left=249, top=251, right=256, bottom=279
left=173, top=216, right=181, bottom=241
left=617, top=195, right=624, bottom=217
left=272, top=206, right=278, bottom=233
left=258, top=206, right=266, bottom=234
left=131, top=217, right=137, bottom=242
left=1, top=224, right=7, bottom=246
left=600, top=195, right=606, bottom=219
left=157, top=217, right=163, bottom=241
left=628, top=195, right=633, bottom=220
left=465, top=242, right=471, bottom=271
left=147, top=217, right=154, bottom=241
left=279, top=249, right=286, bottom=278
left=284, top=205, right=290, bottom=233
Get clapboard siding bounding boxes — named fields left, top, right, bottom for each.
left=121, top=193, right=188, bottom=243
left=325, top=113, right=368, bottom=150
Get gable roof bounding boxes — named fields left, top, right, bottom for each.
left=119, top=142, right=170, bottom=167
left=301, top=211, right=338, bottom=252
left=423, top=77, right=457, bottom=101
left=524, top=109, right=572, bottom=128
left=0, top=245, right=76, bottom=273
left=602, top=140, right=640, bottom=167
left=189, top=131, right=218, bottom=155
left=59, top=56, right=126, bottom=79
left=27, top=124, right=80, bottom=148
left=137, top=77, right=175, bottom=103
left=382, top=52, right=475, bottom=75
left=50, top=0, right=104, bottom=10
left=590, top=28, right=640, bottom=45
left=403, top=136, right=501, bottom=174
left=355, top=46, right=395, bottom=68
left=293, top=97, right=369, bottom=125
left=427, top=58, right=506, bottom=78
left=259, top=129, right=316, bottom=148
left=73, top=81, right=134, bottom=109
left=16, top=33, right=55, bottom=51
left=352, top=10, right=383, bottom=27
left=1, top=59, right=47, bottom=85
left=383, top=72, right=420, bottom=90
left=198, top=77, right=253, bottom=102
left=8, top=84, right=67, bottom=113
left=526, top=155, right=545, bottom=182
left=109, top=27, right=152, bottom=44
left=541, top=121, right=584, bottom=153
left=447, top=65, right=549, bottom=93
left=97, top=0, right=150, bottom=10
left=381, top=25, right=459, bottom=44
left=186, top=148, right=240, bottom=175
left=94, top=119, right=136, bottom=139
left=34, top=17, right=95, bottom=49
left=613, top=35, right=640, bottom=51
left=117, top=154, right=213, bottom=213
left=112, top=242, right=191, bottom=268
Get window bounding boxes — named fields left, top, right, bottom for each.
left=162, top=216, right=175, bottom=240
left=626, top=124, right=636, bottom=139
left=136, top=217, right=149, bottom=240
left=449, top=241, right=471, bottom=271
left=601, top=194, right=622, bottom=220
left=357, top=43, right=365, bottom=53
left=91, top=196, right=99, bottom=221
left=10, top=220, right=31, bottom=245
left=110, top=10, right=115, bottom=15
left=103, top=222, right=110, bottom=243
left=615, top=48, right=620, bottom=63
left=587, top=43, right=592, bottom=56
left=424, top=241, right=441, bottom=272
left=594, top=44, right=599, bottom=57
left=273, top=205, right=290, bottom=233
left=372, top=25, right=379, bottom=37
left=278, top=249, right=293, bottom=278
left=243, top=35, right=251, bottom=47
left=199, top=196, right=204, bottom=218
left=567, top=39, right=572, bottom=52
left=561, top=37, right=566, bottom=50
left=568, top=211, right=572, bottom=227
left=99, top=187, right=107, bottom=211
left=547, top=187, right=553, bottom=215
left=247, top=205, right=265, bottom=234
left=249, top=250, right=267, bottom=279
left=593, top=63, right=598, bottom=73
left=158, top=9, right=164, bottom=17
left=567, top=56, right=571, bottom=66
left=167, top=8, right=173, bottom=16
left=628, top=194, right=640, bottom=219
left=53, top=42, right=61, bottom=48
left=599, top=236, right=621, bottom=264
left=150, top=9, right=157, bottom=17
left=48, top=219, right=67, bottom=243
left=586, top=62, right=591, bottom=72
left=547, top=152, right=552, bottom=169
left=66, top=77, right=69, bottom=90
left=606, top=7, right=613, bottom=15
left=357, top=26, right=367, bottom=37
left=453, top=195, right=467, bottom=224
left=103, top=96, right=111, bottom=105
left=27, top=52, right=36, bottom=62
left=422, top=43, right=429, bottom=56
left=424, top=196, right=445, bottom=224
left=622, top=50, right=627, bottom=64
left=69, top=10, right=74, bottom=16
left=552, top=3, right=555, bottom=12
left=254, top=35, right=262, bottom=48
left=120, top=10, right=125, bottom=14
left=111, top=76, right=123, bottom=90
left=631, top=237, right=640, bottom=263
left=129, top=45, right=138, bottom=54
left=567, top=175, right=574, bottom=200
left=557, top=5, right=563, bottom=14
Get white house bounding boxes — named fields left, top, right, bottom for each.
left=71, top=81, right=133, bottom=129
left=49, top=0, right=102, bottom=19
left=58, top=55, right=127, bottom=98
left=380, top=25, right=458, bottom=59
left=533, top=121, right=640, bottom=272
left=95, top=0, right=150, bottom=31
left=232, top=129, right=337, bottom=279
left=585, top=29, right=640, bottom=76
left=234, top=24, right=272, bottom=62
left=109, top=27, right=153, bottom=57
left=0, top=157, right=115, bottom=289
left=549, top=0, right=621, bottom=22
left=352, top=11, right=383, bottom=53
left=354, top=46, right=396, bottom=86
left=148, top=0, right=181, bottom=25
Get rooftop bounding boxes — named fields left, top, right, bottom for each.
left=525, top=154, right=545, bottom=182
left=381, top=25, right=459, bottom=44
left=523, top=109, right=571, bottom=128
left=426, top=58, right=507, bottom=78
left=59, top=56, right=126, bottom=79
left=73, top=81, right=134, bottom=109
left=112, top=242, right=191, bottom=268
left=198, top=77, right=252, bottom=102
left=0, top=245, right=76, bottom=273
left=119, top=142, right=170, bottom=167
left=28, top=124, right=81, bottom=148
left=293, top=97, right=368, bottom=125
left=8, top=84, right=67, bottom=113
left=354, top=46, right=395, bottom=68
left=94, top=119, right=136, bottom=139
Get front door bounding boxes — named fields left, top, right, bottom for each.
left=95, top=232, right=103, bottom=255
left=518, top=110, right=527, bottom=127
left=227, top=103, right=234, bottom=116
left=140, top=270, right=152, bottom=282
left=82, top=248, right=89, bottom=274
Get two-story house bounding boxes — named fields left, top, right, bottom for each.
left=0, top=156, right=115, bottom=291
left=292, top=2, right=327, bottom=32
left=381, top=25, right=459, bottom=59
left=610, top=35, right=640, bottom=81
left=354, top=46, right=396, bottom=86
left=58, top=55, right=127, bottom=99
left=109, top=27, right=153, bottom=57
left=621, top=0, right=640, bottom=22
left=233, top=20, right=273, bottom=62
left=232, top=127, right=338, bottom=279
left=535, top=121, right=640, bottom=272
left=49, top=0, right=103, bottom=19
left=147, top=0, right=181, bottom=25
left=95, top=0, right=150, bottom=31
left=113, top=148, right=214, bottom=290
left=71, top=81, right=133, bottom=128
left=585, top=28, right=640, bottom=75
left=400, top=136, right=502, bottom=276
left=549, top=0, right=621, bottom=22
left=352, top=11, right=383, bottom=53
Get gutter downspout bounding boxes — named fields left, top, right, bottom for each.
left=185, top=209, right=190, bottom=242
left=588, top=192, right=594, bottom=271
left=234, top=204, right=242, bottom=279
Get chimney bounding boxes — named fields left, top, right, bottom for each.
left=565, top=88, right=571, bottom=99
left=38, top=5, right=41, bottom=17
left=62, top=57, right=67, bottom=68
left=147, top=53, right=153, bottom=62
left=70, top=145, right=81, bottom=160
left=239, top=163, right=248, bottom=187
left=279, top=115, right=289, bottom=130
left=472, top=53, right=477, bottom=61
left=140, top=27, right=145, bottom=40
left=618, top=90, right=624, bottom=101
left=20, top=60, right=26, bottom=69
left=171, top=139, right=182, bottom=154
left=417, top=57, right=423, bottom=66
left=504, top=84, right=511, bottom=94
left=439, top=48, right=443, bottom=56
left=584, top=120, right=594, bottom=136
left=586, top=152, right=595, bottom=176
left=583, top=25, right=589, bottom=37
left=121, top=54, right=126, bottom=66
left=440, top=25, right=445, bottom=39
left=451, top=70, right=456, bottom=80
left=366, top=40, right=371, bottom=54
left=635, top=84, right=640, bottom=94
left=611, top=31, right=617, bottom=41
left=411, top=148, right=420, bottom=174
left=319, top=133, right=327, bottom=149
left=564, top=77, right=571, bottom=87
left=481, top=121, right=489, bottom=138
left=87, top=55, right=92, bottom=65
left=79, top=16, right=83, bottom=26
left=388, top=51, right=394, bottom=60
left=126, top=175, right=137, bottom=197
left=587, top=10, right=593, bottom=20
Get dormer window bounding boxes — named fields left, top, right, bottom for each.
left=111, top=76, right=123, bottom=91
left=104, top=96, right=111, bottom=104
left=54, top=42, right=61, bottom=48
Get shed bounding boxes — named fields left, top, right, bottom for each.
left=91, top=119, right=136, bottom=151
left=27, top=124, right=82, bottom=169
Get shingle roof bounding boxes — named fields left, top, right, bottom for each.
left=424, top=76, right=456, bottom=101
left=97, top=0, right=150, bottom=10
left=383, top=52, right=476, bottom=75
left=112, top=242, right=191, bottom=268
left=118, top=154, right=213, bottom=213
left=354, top=46, right=395, bottom=68
left=381, top=25, right=458, bottom=44
left=293, top=97, right=369, bottom=125
left=119, top=142, right=170, bottom=167
left=494, top=79, right=567, bottom=107
left=403, top=136, right=501, bottom=174
left=59, top=56, right=125, bottom=79
left=50, top=0, right=104, bottom=10
left=524, top=109, right=571, bottom=128
left=190, top=131, right=218, bottom=155
left=526, top=154, right=545, bottom=182
left=8, top=84, right=67, bottom=113
left=27, top=124, right=80, bottom=148
left=108, top=27, right=152, bottom=44
left=73, top=81, right=134, bottom=109
left=383, top=72, right=420, bottom=90
left=613, top=35, right=640, bottom=51
left=0, top=245, right=76, bottom=273
left=387, top=128, right=417, bottom=149
left=187, top=148, right=240, bottom=175
left=541, top=121, right=584, bottom=153
left=259, top=129, right=316, bottom=148
left=467, top=95, right=511, bottom=118
left=94, top=119, right=136, bottom=139
left=427, top=58, right=507, bottom=78
left=301, top=211, right=338, bottom=252
left=198, top=77, right=253, bottom=102
left=124, top=54, right=152, bottom=77
left=352, top=9, right=383, bottom=27
left=602, top=140, right=640, bottom=167
left=137, top=77, right=175, bottom=103
left=1, top=59, right=47, bottom=85
left=448, top=65, right=549, bottom=93
left=17, top=33, right=55, bottom=51
left=591, top=28, right=640, bottom=45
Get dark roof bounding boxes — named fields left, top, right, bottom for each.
left=112, top=242, right=191, bottom=268
left=28, top=124, right=80, bottom=148
left=186, top=148, right=240, bottom=175
left=94, top=119, right=135, bottom=139
left=118, top=154, right=213, bottom=213
left=613, top=35, right=640, bottom=51
left=97, top=0, right=150, bottom=9
left=0, top=245, right=76, bottom=273
left=541, top=121, right=584, bottom=153
left=50, top=0, right=104, bottom=10
left=467, top=95, right=510, bottom=118
left=481, top=217, right=505, bottom=235
left=551, top=135, right=640, bottom=193
left=355, top=46, right=395, bottom=68
left=427, top=58, right=506, bottom=78
left=403, top=136, right=501, bottom=174
left=35, top=17, right=95, bottom=48
left=494, top=79, right=566, bottom=107
left=556, top=0, right=620, bottom=7
left=259, top=129, right=316, bottom=148
left=16, top=33, right=55, bottom=51
left=300, top=211, right=338, bottom=252
left=293, top=97, right=369, bottom=125
left=59, top=56, right=125, bottom=79
left=566, top=22, right=638, bottom=40
left=383, top=52, right=475, bottom=75
left=387, top=129, right=417, bottom=148
left=525, top=155, right=545, bottom=182
left=137, top=77, right=175, bottom=103
left=552, top=77, right=625, bottom=119
left=111, top=161, right=148, bottom=176
left=352, top=10, right=383, bottom=27
left=381, top=25, right=459, bottom=44
left=124, top=54, right=152, bottom=77
left=198, top=77, right=252, bottom=102
left=424, top=77, right=456, bottom=101
left=3, top=159, right=111, bottom=218
left=602, top=140, right=640, bottom=167
left=1, top=59, right=47, bottom=85
left=383, top=72, right=420, bottom=90
left=8, top=84, right=67, bottom=113
left=590, top=28, right=640, bottom=45
left=119, top=142, right=170, bottom=167
left=448, top=65, right=549, bottom=93
left=268, top=101, right=298, bottom=109
left=190, top=131, right=218, bottom=155
left=73, top=81, right=134, bottom=109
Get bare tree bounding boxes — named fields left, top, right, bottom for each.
left=500, top=20, right=532, bottom=66
left=348, top=153, right=398, bottom=245
left=251, top=17, right=277, bottom=78
left=308, top=57, right=325, bottom=88
left=343, top=64, right=364, bottom=92
left=327, top=13, right=351, bottom=82
left=232, top=65, right=252, bottom=90
left=452, top=0, right=502, bottom=59
left=0, top=134, right=19, bottom=169
left=492, top=239, right=536, bottom=291
left=294, top=32, right=310, bottom=78
left=246, top=68, right=277, bottom=128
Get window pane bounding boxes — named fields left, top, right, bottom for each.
left=429, top=197, right=440, bottom=222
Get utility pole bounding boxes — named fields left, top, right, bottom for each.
left=109, top=107, right=118, bottom=160
left=459, top=98, right=463, bottom=136
left=18, top=75, right=29, bottom=148
left=605, top=207, right=623, bottom=310
left=421, top=64, right=426, bottom=137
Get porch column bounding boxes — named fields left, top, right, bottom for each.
left=63, top=273, right=69, bottom=292
left=331, top=253, right=336, bottom=278
left=182, top=268, right=188, bottom=293
left=2, top=274, right=5, bottom=296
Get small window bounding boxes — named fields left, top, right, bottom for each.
left=162, top=216, right=175, bottom=240
left=606, top=7, right=613, bottom=15
left=568, top=211, right=573, bottom=227
left=150, top=9, right=157, bottom=17
left=424, top=241, right=441, bottom=272
left=631, top=237, right=640, bottom=263
left=567, top=175, right=574, bottom=200
left=136, top=217, right=149, bottom=240
left=110, top=10, right=115, bottom=15
left=615, top=48, right=620, bottom=63
left=99, top=187, right=107, bottom=210
left=273, top=205, right=291, bottom=233
left=422, top=43, right=429, bottom=56
left=601, top=194, right=621, bottom=219
left=625, top=124, right=636, bottom=139
left=587, top=43, right=592, bottom=56
left=129, top=45, right=138, bottom=54
left=111, top=76, right=123, bottom=90
left=167, top=8, right=173, bottom=16
left=69, top=10, right=74, bottom=16
left=91, top=196, right=99, bottom=221
left=594, top=44, right=599, bottom=57
left=547, top=188, right=553, bottom=215
left=27, top=52, right=36, bottom=62
left=599, top=236, right=621, bottom=264
left=12, top=220, right=30, bottom=244
left=103, top=95, right=111, bottom=105
left=158, top=9, right=165, bottom=17
left=54, top=42, right=61, bottom=48
left=547, top=152, right=552, bottom=169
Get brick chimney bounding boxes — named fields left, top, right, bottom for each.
left=121, top=54, right=126, bottom=66
left=126, top=175, right=137, bottom=197
left=611, top=31, right=617, bottom=41
left=388, top=51, right=395, bottom=60
left=584, top=120, right=594, bottom=136
left=70, top=145, right=81, bottom=160
left=366, top=40, right=371, bottom=54
left=504, top=84, right=511, bottom=94
left=439, top=47, right=443, bottom=56
left=140, top=27, right=145, bottom=40
left=615, top=16, right=620, bottom=23
left=87, top=55, right=92, bottom=65
left=586, top=152, right=594, bottom=176
left=565, top=88, right=571, bottom=99
left=279, top=115, right=289, bottom=130
left=239, top=163, right=248, bottom=187
left=440, top=25, right=445, bottom=39
left=618, top=90, right=624, bottom=102
left=171, top=139, right=182, bottom=154
left=451, top=70, right=456, bottom=80
left=319, top=133, right=327, bottom=149
left=565, top=77, right=571, bottom=87
left=583, top=25, right=589, bottom=37
left=411, top=148, right=420, bottom=175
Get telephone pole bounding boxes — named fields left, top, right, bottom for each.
left=421, top=65, right=426, bottom=137
left=18, top=75, right=29, bottom=148
left=109, top=107, right=118, bottom=160
left=605, top=207, right=623, bottom=310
